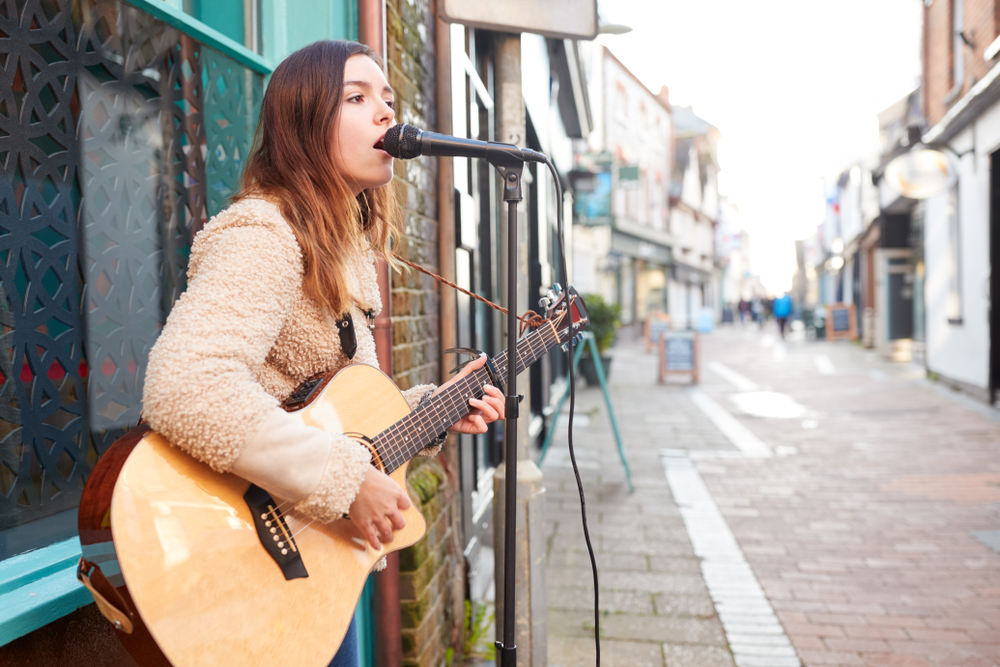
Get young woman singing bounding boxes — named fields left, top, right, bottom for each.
left=142, top=40, right=504, bottom=666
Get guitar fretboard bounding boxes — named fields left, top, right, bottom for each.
left=374, top=320, right=563, bottom=473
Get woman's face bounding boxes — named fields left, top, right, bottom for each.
left=332, top=54, right=396, bottom=196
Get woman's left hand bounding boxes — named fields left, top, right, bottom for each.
left=433, top=354, right=505, bottom=434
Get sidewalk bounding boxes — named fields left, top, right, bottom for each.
left=540, top=325, right=1000, bottom=667
left=541, top=337, right=740, bottom=667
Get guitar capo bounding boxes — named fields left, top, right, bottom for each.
left=444, top=347, right=505, bottom=393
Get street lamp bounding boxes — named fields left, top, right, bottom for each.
left=597, top=22, right=633, bottom=35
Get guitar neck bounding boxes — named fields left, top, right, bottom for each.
left=375, top=321, right=562, bottom=473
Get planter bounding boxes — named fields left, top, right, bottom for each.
left=579, top=354, right=612, bottom=386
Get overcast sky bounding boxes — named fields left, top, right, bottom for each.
left=596, top=0, right=923, bottom=292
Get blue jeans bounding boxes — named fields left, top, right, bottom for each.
left=328, top=615, right=359, bottom=667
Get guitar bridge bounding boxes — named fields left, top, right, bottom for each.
left=244, top=485, right=308, bottom=580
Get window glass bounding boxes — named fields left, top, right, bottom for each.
left=0, top=0, right=262, bottom=558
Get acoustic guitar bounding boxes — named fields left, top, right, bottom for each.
left=77, top=287, right=588, bottom=667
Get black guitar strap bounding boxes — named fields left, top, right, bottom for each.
left=337, top=309, right=377, bottom=360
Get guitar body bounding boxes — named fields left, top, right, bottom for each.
left=99, top=364, right=427, bottom=667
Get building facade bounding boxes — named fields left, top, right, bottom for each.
left=574, top=46, right=672, bottom=329
left=668, top=106, right=720, bottom=330
left=0, top=1, right=584, bottom=665
left=918, top=0, right=999, bottom=403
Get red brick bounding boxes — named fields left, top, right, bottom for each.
left=905, top=628, right=973, bottom=643
left=784, top=623, right=847, bottom=638
left=824, top=638, right=891, bottom=653
left=797, top=649, right=865, bottom=665
left=860, top=655, right=930, bottom=667
left=787, top=634, right=827, bottom=650
left=845, top=626, right=908, bottom=640
left=869, top=616, right=928, bottom=628
left=807, top=613, right=869, bottom=626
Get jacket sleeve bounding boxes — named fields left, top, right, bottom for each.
left=142, top=219, right=373, bottom=522
left=143, top=222, right=303, bottom=472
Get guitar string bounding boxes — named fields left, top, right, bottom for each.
left=276, top=320, right=568, bottom=544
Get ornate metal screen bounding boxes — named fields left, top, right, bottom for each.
left=0, top=0, right=262, bottom=537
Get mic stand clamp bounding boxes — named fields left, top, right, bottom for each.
left=495, top=159, right=522, bottom=667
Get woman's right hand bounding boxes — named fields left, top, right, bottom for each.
left=348, top=467, right=411, bottom=550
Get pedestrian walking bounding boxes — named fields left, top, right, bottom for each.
left=773, top=292, right=792, bottom=339
left=140, top=40, right=504, bottom=667
left=738, top=298, right=749, bottom=325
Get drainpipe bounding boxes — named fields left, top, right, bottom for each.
left=359, top=3, right=402, bottom=667
left=433, top=7, right=468, bottom=657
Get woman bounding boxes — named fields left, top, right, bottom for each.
left=142, top=40, right=505, bottom=666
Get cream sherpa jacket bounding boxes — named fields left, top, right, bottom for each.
left=143, top=197, right=435, bottom=524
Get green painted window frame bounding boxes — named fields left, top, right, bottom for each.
left=121, top=0, right=274, bottom=75
left=0, top=0, right=380, bottom=655
left=0, top=0, right=273, bottom=647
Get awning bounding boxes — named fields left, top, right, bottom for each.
left=610, top=230, right=671, bottom=264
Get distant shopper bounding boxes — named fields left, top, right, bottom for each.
left=773, top=292, right=793, bottom=339
left=738, top=299, right=749, bottom=324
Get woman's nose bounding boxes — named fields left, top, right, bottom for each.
left=379, top=101, right=394, bottom=123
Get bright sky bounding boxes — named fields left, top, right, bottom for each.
left=597, top=0, right=922, bottom=293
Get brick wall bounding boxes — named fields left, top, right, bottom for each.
left=924, top=0, right=999, bottom=127
left=387, top=0, right=440, bottom=394
left=386, top=0, right=467, bottom=665
left=398, top=457, right=465, bottom=667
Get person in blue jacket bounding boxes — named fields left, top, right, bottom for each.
left=773, top=292, right=793, bottom=339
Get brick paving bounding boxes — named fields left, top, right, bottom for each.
left=541, top=338, right=739, bottom=667
left=696, top=327, right=1000, bottom=667
left=540, top=324, right=1000, bottom=667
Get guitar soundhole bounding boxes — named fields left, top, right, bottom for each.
left=244, top=485, right=309, bottom=580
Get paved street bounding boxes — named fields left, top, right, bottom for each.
left=541, top=324, right=1000, bottom=667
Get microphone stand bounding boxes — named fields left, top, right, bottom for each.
left=492, top=157, right=523, bottom=667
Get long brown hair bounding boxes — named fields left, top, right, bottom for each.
left=236, top=40, right=398, bottom=317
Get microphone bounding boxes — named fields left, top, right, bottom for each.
left=382, top=124, right=547, bottom=167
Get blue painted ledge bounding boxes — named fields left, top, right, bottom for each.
left=0, top=538, right=92, bottom=647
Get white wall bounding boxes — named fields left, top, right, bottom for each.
left=922, top=121, right=992, bottom=391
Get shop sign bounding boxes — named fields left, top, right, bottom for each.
left=441, top=0, right=598, bottom=40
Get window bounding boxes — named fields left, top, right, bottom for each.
left=945, top=185, right=963, bottom=323
left=0, top=0, right=264, bottom=560
left=177, top=0, right=261, bottom=52
left=614, top=82, right=628, bottom=122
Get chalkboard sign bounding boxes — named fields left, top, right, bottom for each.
left=824, top=303, right=856, bottom=341
left=832, top=308, right=850, bottom=331
left=658, top=331, right=699, bottom=384
left=644, top=313, right=671, bottom=352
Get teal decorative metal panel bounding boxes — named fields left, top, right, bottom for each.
left=0, top=0, right=264, bottom=545
left=204, top=46, right=263, bottom=217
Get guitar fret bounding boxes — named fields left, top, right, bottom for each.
left=372, top=315, right=571, bottom=474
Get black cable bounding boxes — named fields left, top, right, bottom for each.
left=543, top=157, right=600, bottom=667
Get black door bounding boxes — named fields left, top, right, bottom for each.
left=990, top=152, right=1000, bottom=404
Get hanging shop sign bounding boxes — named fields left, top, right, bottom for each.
left=574, top=171, right=612, bottom=225
left=441, top=0, right=598, bottom=40
left=883, top=148, right=957, bottom=200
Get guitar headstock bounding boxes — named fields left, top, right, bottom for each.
left=542, top=285, right=589, bottom=344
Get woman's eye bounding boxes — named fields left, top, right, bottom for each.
left=348, top=94, right=363, bottom=103
left=384, top=99, right=395, bottom=110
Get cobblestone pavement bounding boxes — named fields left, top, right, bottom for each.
left=541, top=324, right=1000, bottom=667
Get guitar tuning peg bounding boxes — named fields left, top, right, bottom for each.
left=575, top=333, right=584, bottom=343
left=551, top=283, right=563, bottom=294
left=560, top=342, right=569, bottom=353
left=538, top=296, right=551, bottom=310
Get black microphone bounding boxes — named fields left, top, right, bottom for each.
left=382, top=123, right=547, bottom=167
